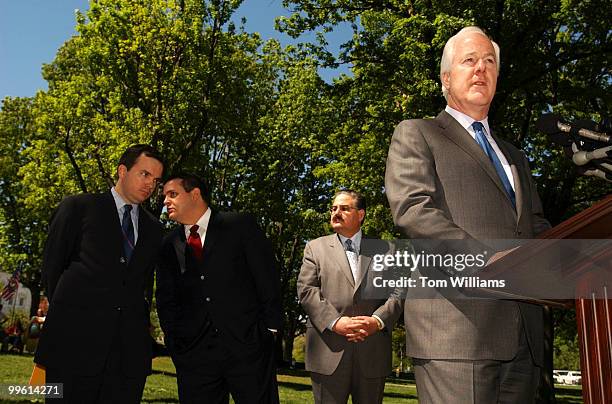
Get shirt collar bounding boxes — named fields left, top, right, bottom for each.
left=111, top=187, right=138, bottom=213
left=337, top=229, right=362, bottom=253
left=445, top=105, right=492, bottom=138
left=183, top=207, right=212, bottom=238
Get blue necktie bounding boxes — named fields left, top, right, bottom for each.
left=121, top=204, right=135, bottom=261
left=472, top=122, right=516, bottom=208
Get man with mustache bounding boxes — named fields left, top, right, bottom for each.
left=297, top=190, right=402, bottom=403
left=385, top=26, right=551, bottom=403
left=157, top=173, right=281, bottom=403
left=35, top=144, right=164, bottom=403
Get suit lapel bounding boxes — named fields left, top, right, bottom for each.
left=354, top=253, right=371, bottom=293
left=101, top=191, right=126, bottom=261
left=171, top=228, right=188, bottom=274
left=436, top=111, right=517, bottom=216
left=328, top=235, right=355, bottom=287
left=492, top=134, right=523, bottom=218
left=129, top=206, right=152, bottom=267
left=200, top=210, right=221, bottom=264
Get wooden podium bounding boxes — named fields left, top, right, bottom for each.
left=538, top=195, right=612, bottom=404
left=484, top=195, right=612, bottom=403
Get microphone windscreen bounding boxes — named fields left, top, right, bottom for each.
left=574, top=119, right=599, bottom=131
left=535, top=113, right=563, bottom=134
left=549, top=133, right=573, bottom=147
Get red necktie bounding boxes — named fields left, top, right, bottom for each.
left=187, top=225, right=203, bottom=261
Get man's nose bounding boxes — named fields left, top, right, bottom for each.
left=475, top=58, right=486, bottom=72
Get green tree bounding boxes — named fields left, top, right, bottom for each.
left=0, top=96, right=46, bottom=315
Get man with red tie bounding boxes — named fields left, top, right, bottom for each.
left=157, top=173, right=281, bottom=403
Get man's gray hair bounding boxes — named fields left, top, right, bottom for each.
left=440, top=26, right=500, bottom=99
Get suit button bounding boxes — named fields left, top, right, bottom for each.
left=120, top=257, right=126, bottom=264
left=205, top=297, right=211, bottom=302
left=116, top=307, right=121, bottom=311
left=200, top=275, right=205, bottom=280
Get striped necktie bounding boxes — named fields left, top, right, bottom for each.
left=121, top=204, right=135, bottom=261
left=345, top=239, right=360, bottom=282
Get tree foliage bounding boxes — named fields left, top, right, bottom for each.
left=279, top=0, right=611, bottom=225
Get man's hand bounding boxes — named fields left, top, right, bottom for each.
left=338, top=316, right=382, bottom=343
left=348, top=316, right=380, bottom=340
left=332, top=316, right=365, bottom=337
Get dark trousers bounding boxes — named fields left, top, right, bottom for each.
left=172, top=329, right=279, bottom=404
left=45, top=336, right=146, bottom=404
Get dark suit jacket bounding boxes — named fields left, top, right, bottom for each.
left=385, top=111, right=551, bottom=365
left=297, top=235, right=402, bottom=376
left=34, top=192, right=162, bottom=376
left=155, top=211, right=281, bottom=360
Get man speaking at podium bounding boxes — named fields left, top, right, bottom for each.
left=385, top=27, right=551, bottom=403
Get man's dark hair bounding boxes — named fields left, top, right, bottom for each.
left=333, top=189, right=366, bottom=212
left=166, top=172, right=211, bottom=205
left=118, top=144, right=164, bottom=171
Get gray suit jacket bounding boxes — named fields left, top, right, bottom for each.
left=297, top=234, right=402, bottom=376
left=385, top=111, right=550, bottom=365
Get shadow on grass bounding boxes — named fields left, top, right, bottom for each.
left=151, top=368, right=177, bottom=377
left=555, top=386, right=583, bottom=398
left=384, top=391, right=419, bottom=400
left=0, top=400, right=43, bottom=404
left=277, top=380, right=312, bottom=392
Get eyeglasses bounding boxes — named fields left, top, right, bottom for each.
left=329, top=205, right=359, bottom=213
left=137, top=170, right=162, bottom=187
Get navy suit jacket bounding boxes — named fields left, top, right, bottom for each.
left=35, top=192, right=162, bottom=376
left=156, top=211, right=281, bottom=359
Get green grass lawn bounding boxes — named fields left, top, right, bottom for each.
left=0, top=354, right=582, bottom=403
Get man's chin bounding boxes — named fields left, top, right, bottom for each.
left=468, top=92, right=493, bottom=105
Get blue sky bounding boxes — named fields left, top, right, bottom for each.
left=0, top=0, right=352, bottom=100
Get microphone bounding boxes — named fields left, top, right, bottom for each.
left=536, top=114, right=612, bottom=144
left=578, top=167, right=612, bottom=182
left=572, top=146, right=612, bottom=165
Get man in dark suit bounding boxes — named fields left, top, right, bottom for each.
left=385, top=26, right=551, bottom=403
left=35, top=144, right=164, bottom=403
left=297, top=190, right=402, bottom=403
left=156, top=173, right=281, bottom=404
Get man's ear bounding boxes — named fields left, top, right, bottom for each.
left=441, top=72, right=450, bottom=92
left=191, top=187, right=202, bottom=201
left=358, top=209, right=366, bottom=223
left=117, top=164, right=127, bottom=181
